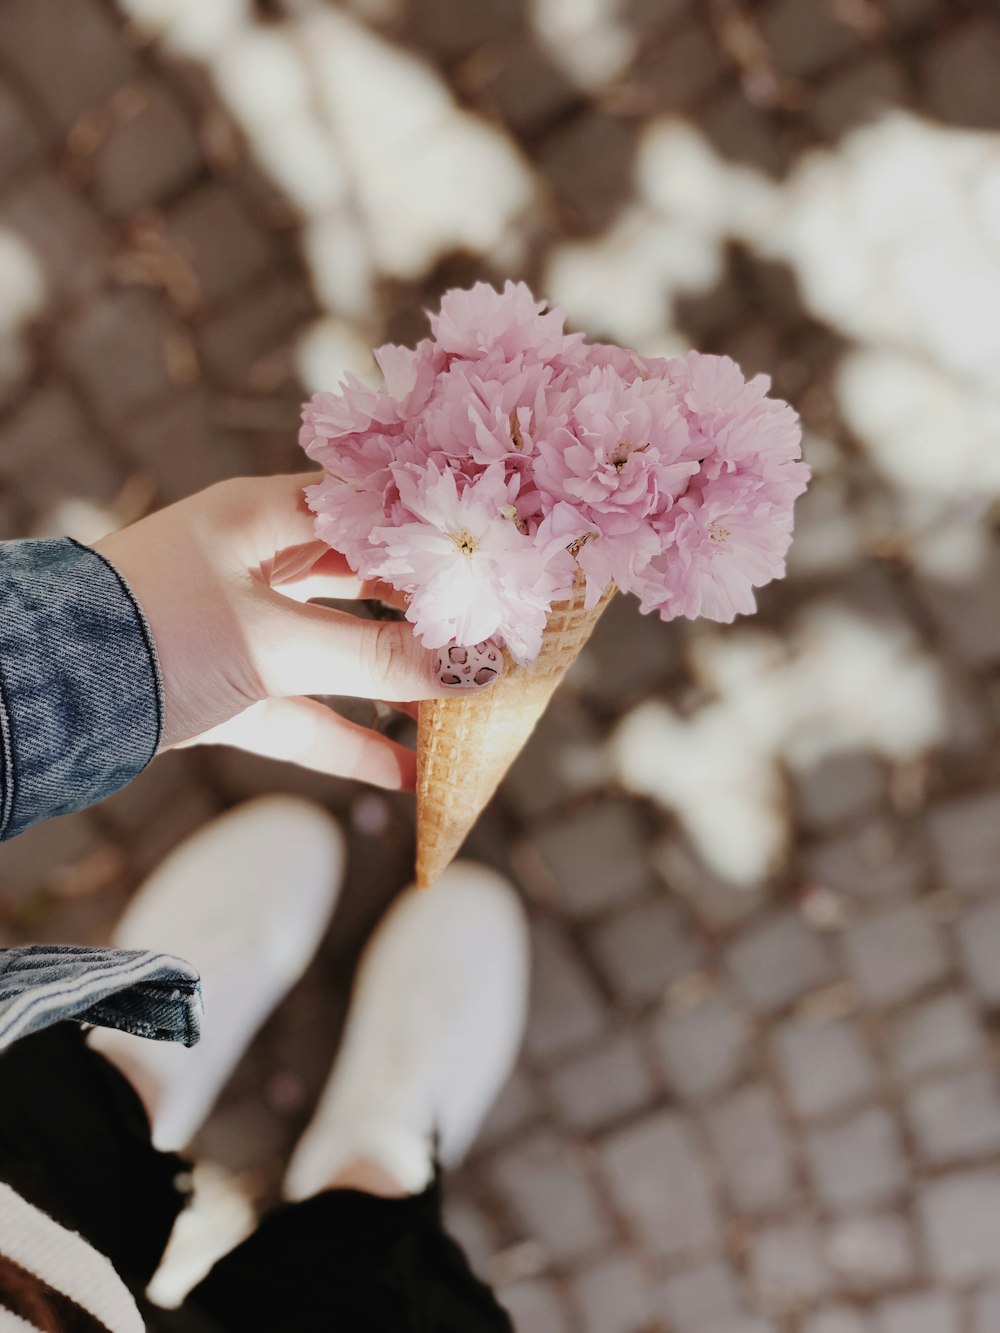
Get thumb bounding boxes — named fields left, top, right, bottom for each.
left=251, top=591, right=504, bottom=702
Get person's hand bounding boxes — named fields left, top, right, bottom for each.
left=94, top=474, right=502, bottom=791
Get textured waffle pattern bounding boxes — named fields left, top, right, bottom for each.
left=415, top=581, right=616, bottom=886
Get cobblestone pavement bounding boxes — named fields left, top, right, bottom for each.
left=1, top=0, right=999, bottom=1328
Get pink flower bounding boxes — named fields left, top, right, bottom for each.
left=429, top=280, right=584, bottom=365
left=663, top=351, right=803, bottom=475
left=582, top=341, right=667, bottom=384
left=576, top=523, right=663, bottom=609
left=372, top=338, right=442, bottom=414
left=369, top=463, right=572, bottom=662
left=535, top=366, right=699, bottom=526
left=301, top=285, right=810, bottom=660
left=642, top=469, right=806, bottom=623
left=420, top=351, right=569, bottom=467
left=530, top=365, right=702, bottom=603
left=300, top=339, right=441, bottom=469
left=300, top=378, right=401, bottom=458
left=303, top=427, right=399, bottom=574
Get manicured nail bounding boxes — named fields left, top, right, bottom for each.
left=435, top=640, right=504, bottom=692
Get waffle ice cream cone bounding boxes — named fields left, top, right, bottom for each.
left=415, top=577, right=616, bottom=887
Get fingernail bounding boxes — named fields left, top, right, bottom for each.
left=434, top=639, right=504, bottom=692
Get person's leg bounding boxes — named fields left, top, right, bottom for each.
left=0, top=1021, right=189, bottom=1295
left=0, top=796, right=344, bottom=1304
left=185, top=861, right=529, bottom=1332
left=90, top=796, right=345, bottom=1151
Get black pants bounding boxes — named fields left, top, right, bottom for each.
left=0, top=1025, right=513, bottom=1333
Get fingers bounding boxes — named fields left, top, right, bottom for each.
left=184, top=696, right=417, bottom=791
left=273, top=548, right=408, bottom=610
left=213, top=473, right=407, bottom=610
left=264, top=540, right=344, bottom=591
left=253, top=593, right=505, bottom=702
left=258, top=473, right=325, bottom=552
left=202, top=473, right=322, bottom=553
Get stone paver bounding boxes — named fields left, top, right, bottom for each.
left=441, top=1197, right=498, bottom=1277
left=122, top=390, right=246, bottom=502
left=475, top=1069, right=539, bottom=1150
left=579, top=593, right=680, bottom=709
left=748, top=1220, right=831, bottom=1309
left=497, top=1280, right=569, bottom=1333
left=1, top=2, right=998, bottom=1326
left=162, top=183, right=274, bottom=309
left=957, top=900, right=1000, bottom=1007
left=629, top=21, right=725, bottom=114
left=906, top=1070, right=1000, bottom=1166
left=793, top=752, right=886, bottom=830
left=825, top=1213, right=917, bottom=1293
left=196, top=273, right=314, bottom=389
left=772, top=1017, right=878, bottom=1119
left=0, top=82, right=44, bottom=189
left=93, top=82, right=202, bottom=216
left=726, top=911, right=835, bottom=1015
left=973, top=1283, right=1000, bottom=1333
left=659, top=1259, right=747, bottom=1333
left=918, top=1171, right=1000, bottom=1282
left=525, top=799, right=651, bottom=917
left=650, top=992, right=750, bottom=1102
left=503, top=698, right=603, bottom=819
left=599, top=1111, right=718, bottom=1258
left=805, top=1107, right=907, bottom=1215
left=0, top=810, right=116, bottom=912
left=0, top=173, right=108, bottom=302
left=538, top=110, right=638, bottom=234
left=843, top=903, right=948, bottom=1008
left=654, top=836, right=766, bottom=929
left=810, top=58, right=909, bottom=140
left=589, top=896, right=704, bottom=1004
left=524, top=921, right=607, bottom=1060
left=929, top=790, right=1000, bottom=896
left=706, top=1084, right=796, bottom=1215
left=57, top=287, right=181, bottom=421
left=889, top=992, right=985, bottom=1082
left=922, top=556, right=1000, bottom=672
left=758, top=0, right=862, bottom=77
left=806, top=1312, right=873, bottom=1333
left=882, top=0, right=939, bottom=27
left=0, top=380, right=122, bottom=514
left=806, top=821, right=924, bottom=900
left=875, top=1292, right=961, bottom=1333
left=545, top=1032, right=654, bottom=1132
left=923, top=19, right=1000, bottom=130
left=490, top=1130, right=612, bottom=1264
left=0, top=0, right=137, bottom=134
left=568, top=1253, right=654, bottom=1333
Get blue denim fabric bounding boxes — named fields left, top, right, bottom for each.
left=0, top=539, right=200, bottom=1049
left=0, top=537, right=163, bottom=840
left=0, top=945, right=203, bottom=1049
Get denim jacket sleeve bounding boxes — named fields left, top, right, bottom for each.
left=0, top=537, right=163, bottom=840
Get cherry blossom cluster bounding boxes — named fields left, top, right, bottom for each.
left=302, top=281, right=808, bottom=664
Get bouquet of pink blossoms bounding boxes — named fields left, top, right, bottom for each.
left=302, top=281, right=808, bottom=884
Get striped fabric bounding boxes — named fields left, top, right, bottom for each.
left=0, top=1253, right=113, bottom=1332
left=0, top=1184, right=143, bottom=1333
left=0, top=946, right=203, bottom=1052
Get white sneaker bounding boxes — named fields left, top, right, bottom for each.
left=90, top=796, right=345, bottom=1152
left=284, top=861, right=529, bottom=1200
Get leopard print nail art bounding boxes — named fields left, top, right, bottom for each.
left=435, top=639, right=504, bottom=690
